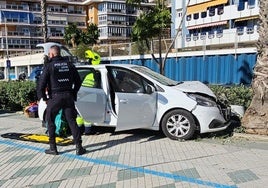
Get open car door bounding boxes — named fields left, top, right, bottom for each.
left=107, top=66, right=157, bottom=131
left=75, top=68, right=107, bottom=124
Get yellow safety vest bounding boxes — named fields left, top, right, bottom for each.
left=82, top=73, right=95, bottom=87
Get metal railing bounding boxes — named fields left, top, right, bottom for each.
left=87, top=38, right=174, bottom=58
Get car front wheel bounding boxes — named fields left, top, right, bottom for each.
left=161, top=109, right=196, bottom=140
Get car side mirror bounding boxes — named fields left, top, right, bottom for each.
left=145, top=84, right=155, bottom=94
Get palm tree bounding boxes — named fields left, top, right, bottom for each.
left=241, top=0, right=268, bottom=135
left=64, top=23, right=82, bottom=48
left=41, top=0, right=48, bottom=43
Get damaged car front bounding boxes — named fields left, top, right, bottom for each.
left=133, top=66, right=231, bottom=140
left=175, top=81, right=231, bottom=134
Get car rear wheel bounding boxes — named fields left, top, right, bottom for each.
left=161, top=109, right=196, bottom=140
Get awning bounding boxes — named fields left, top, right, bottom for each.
left=187, top=20, right=227, bottom=30
left=187, top=0, right=228, bottom=15
left=235, top=15, right=259, bottom=22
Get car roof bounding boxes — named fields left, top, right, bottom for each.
left=76, top=64, right=138, bottom=69
left=36, top=42, right=63, bottom=55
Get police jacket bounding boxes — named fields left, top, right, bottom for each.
left=37, top=56, right=82, bottom=101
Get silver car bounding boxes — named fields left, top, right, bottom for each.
left=38, top=64, right=231, bottom=140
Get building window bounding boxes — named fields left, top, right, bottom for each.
left=246, top=26, right=254, bottom=34
left=193, top=13, right=199, bottom=20
left=237, top=27, right=244, bottom=35
left=217, top=5, right=224, bottom=15
left=216, top=28, right=223, bottom=38
left=193, top=32, right=199, bottom=41
left=201, top=11, right=207, bottom=18
left=200, top=32, right=206, bottom=40
left=208, top=30, right=215, bottom=39
left=209, top=7, right=215, bottom=16
left=238, top=0, right=245, bottom=11
left=186, top=34, right=191, bottom=42
left=186, top=15, right=191, bottom=21
left=248, top=0, right=255, bottom=8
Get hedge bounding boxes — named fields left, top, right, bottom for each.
left=0, top=81, right=37, bottom=111
left=0, top=81, right=253, bottom=112
left=209, top=84, right=253, bottom=109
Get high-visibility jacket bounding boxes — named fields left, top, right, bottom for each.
left=85, top=50, right=100, bottom=65
left=82, top=73, right=95, bottom=87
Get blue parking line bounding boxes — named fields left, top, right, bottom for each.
left=0, top=139, right=237, bottom=188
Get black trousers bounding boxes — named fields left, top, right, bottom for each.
left=46, top=92, right=81, bottom=144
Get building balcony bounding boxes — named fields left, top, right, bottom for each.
left=0, top=44, right=31, bottom=50
left=48, top=8, right=68, bottom=14
left=4, top=18, right=30, bottom=24
left=186, top=4, right=259, bottom=30
left=0, top=31, right=43, bottom=38
left=5, top=4, right=28, bottom=11
left=183, top=27, right=258, bottom=49
left=49, top=32, right=64, bottom=38
left=68, top=10, right=86, bottom=15
left=7, top=31, right=30, bottom=37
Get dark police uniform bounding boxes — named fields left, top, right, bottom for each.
left=37, top=55, right=83, bottom=152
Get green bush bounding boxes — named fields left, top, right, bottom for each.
left=0, top=81, right=37, bottom=111
left=209, top=85, right=253, bottom=109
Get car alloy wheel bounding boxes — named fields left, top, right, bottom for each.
left=161, top=109, right=196, bottom=140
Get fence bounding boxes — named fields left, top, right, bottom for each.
left=106, top=50, right=257, bottom=85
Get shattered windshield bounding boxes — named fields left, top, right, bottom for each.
left=133, top=66, right=180, bottom=86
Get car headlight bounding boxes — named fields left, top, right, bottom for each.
left=187, top=93, right=217, bottom=107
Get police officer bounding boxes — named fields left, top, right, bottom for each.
left=37, top=45, right=86, bottom=155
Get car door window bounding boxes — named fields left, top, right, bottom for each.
left=108, top=67, right=146, bottom=93
left=77, top=68, right=101, bottom=89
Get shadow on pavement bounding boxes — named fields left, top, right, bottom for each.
left=61, top=127, right=166, bottom=154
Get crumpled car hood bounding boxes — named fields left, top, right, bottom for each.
left=174, top=81, right=216, bottom=99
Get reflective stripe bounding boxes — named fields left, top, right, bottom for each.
left=76, top=116, right=84, bottom=126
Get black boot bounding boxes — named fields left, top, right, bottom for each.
left=76, top=143, right=86, bottom=155
left=45, top=143, right=58, bottom=155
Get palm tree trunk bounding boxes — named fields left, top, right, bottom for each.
left=41, top=0, right=48, bottom=43
left=241, top=0, right=268, bottom=135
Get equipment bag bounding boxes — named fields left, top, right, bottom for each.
left=54, top=109, right=70, bottom=138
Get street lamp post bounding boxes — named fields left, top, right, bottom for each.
left=4, top=17, right=10, bottom=81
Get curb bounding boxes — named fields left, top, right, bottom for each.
left=233, top=132, right=268, bottom=141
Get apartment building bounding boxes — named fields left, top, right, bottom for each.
left=172, top=0, right=259, bottom=50
left=0, top=0, right=260, bottom=80
left=0, top=0, right=88, bottom=58
left=0, top=0, right=154, bottom=59
left=0, top=0, right=153, bottom=79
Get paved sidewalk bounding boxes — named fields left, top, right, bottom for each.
left=0, top=112, right=267, bottom=188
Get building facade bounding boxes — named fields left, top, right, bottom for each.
left=0, top=0, right=154, bottom=58
left=0, top=0, right=88, bottom=57
left=172, top=0, right=259, bottom=51
left=0, top=0, right=153, bottom=79
left=0, top=0, right=260, bottom=80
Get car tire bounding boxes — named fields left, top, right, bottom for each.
left=161, top=109, right=196, bottom=140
